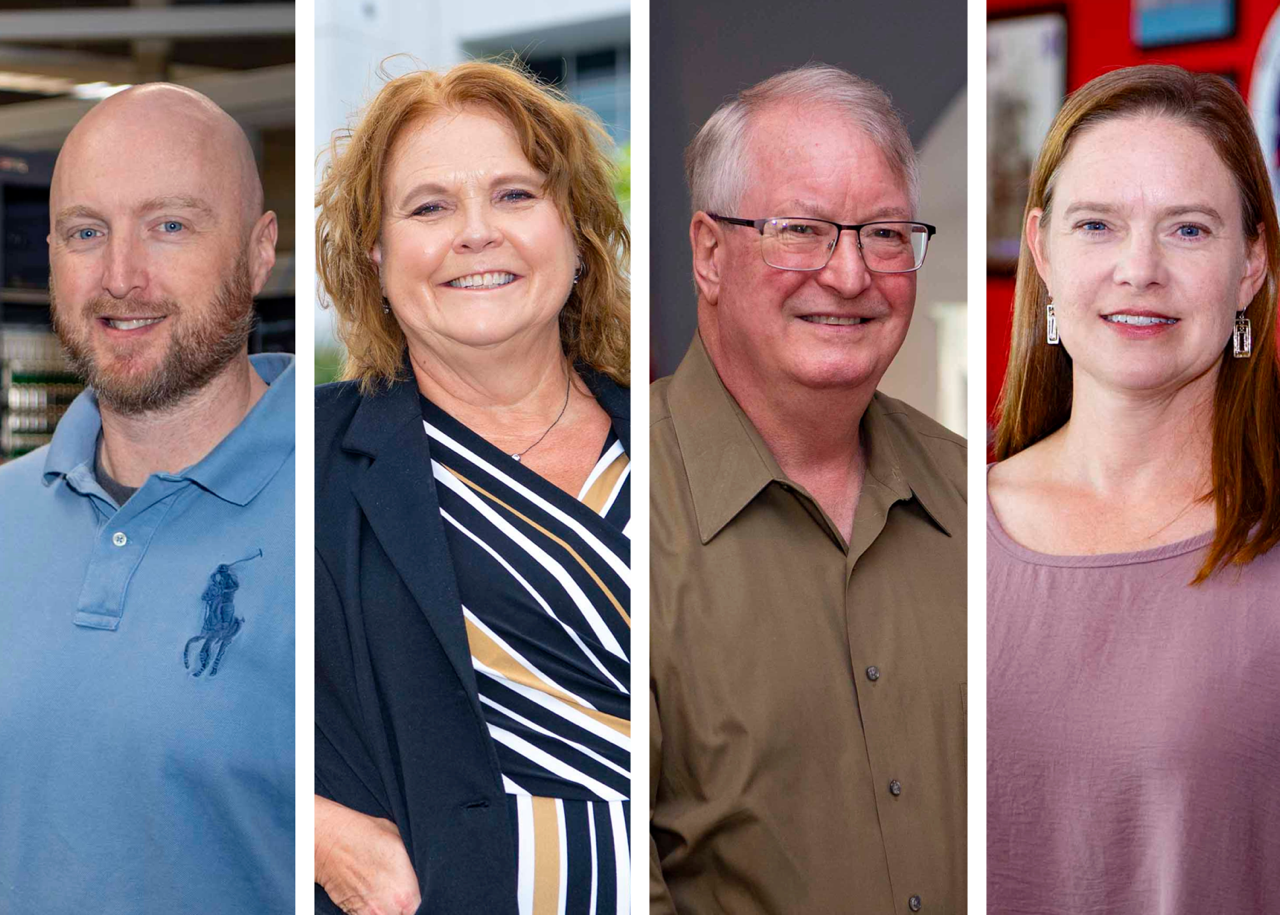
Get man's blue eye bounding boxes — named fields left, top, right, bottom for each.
left=1178, top=225, right=1202, bottom=238
left=74, top=228, right=99, bottom=241
left=1083, top=222, right=1107, bottom=232
left=162, top=221, right=184, bottom=233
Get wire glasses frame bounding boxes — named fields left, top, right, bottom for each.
left=709, top=214, right=937, bottom=274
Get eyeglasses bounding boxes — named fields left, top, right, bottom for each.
left=709, top=214, right=937, bottom=274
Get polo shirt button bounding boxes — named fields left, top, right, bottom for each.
left=889, top=779, right=902, bottom=796
left=111, top=531, right=128, bottom=547
left=909, top=895, right=922, bottom=911
left=866, top=665, right=880, bottom=681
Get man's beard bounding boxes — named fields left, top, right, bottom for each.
left=50, top=253, right=257, bottom=416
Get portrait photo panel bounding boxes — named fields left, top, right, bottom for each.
left=0, top=3, right=297, bottom=913
left=314, top=1, right=632, bottom=913
left=985, top=0, right=1280, bottom=911
left=649, top=1, right=969, bottom=913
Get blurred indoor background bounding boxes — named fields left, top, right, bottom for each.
left=0, top=0, right=295, bottom=461
left=649, top=0, right=968, bottom=435
left=314, top=0, right=631, bottom=384
left=987, top=0, right=1280, bottom=443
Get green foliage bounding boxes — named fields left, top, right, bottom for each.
left=315, top=346, right=343, bottom=386
left=614, top=143, right=630, bottom=216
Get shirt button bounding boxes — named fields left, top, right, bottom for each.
left=909, top=895, right=922, bottom=911
left=111, top=531, right=128, bottom=547
left=889, top=779, right=902, bottom=796
left=866, top=665, right=880, bottom=681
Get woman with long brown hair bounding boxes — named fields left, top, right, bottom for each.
left=988, top=65, right=1280, bottom=911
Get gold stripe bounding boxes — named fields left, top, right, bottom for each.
left=580, top=452, right=629, bottom=514
left=532, top=796, right=560, bottom=915
left=445, top=467, right=630, bottom=627
left=465, top=618, right=579, bottom=707
left=465, top=617, right=631, bottom=737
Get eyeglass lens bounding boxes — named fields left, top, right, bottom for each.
left=761, top=219, right=929, bottom=273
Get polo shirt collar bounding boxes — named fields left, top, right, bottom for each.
left=43, top=353, right=295, bottom=507
left=668, top=334, right=951, bottom=543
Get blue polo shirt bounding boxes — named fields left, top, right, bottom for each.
left=0, top=354, right=295, bottom=913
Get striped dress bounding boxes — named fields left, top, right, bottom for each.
left=420, top=395, right=631, bottom=915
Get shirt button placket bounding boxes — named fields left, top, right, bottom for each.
left=111, top=531, right=128, bottom=547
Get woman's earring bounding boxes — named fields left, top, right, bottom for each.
left=1046, top=297, right=1060, bottom=345
left=1233, top=311, right=1252, bottom=358
left=573, top=258, right=584, bottom=285
left=382, top=297, right=391, bottom=315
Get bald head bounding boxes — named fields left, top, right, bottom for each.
left=46, top=82, right=280, bottom=419
left=53, top=83, right=263, bottom=232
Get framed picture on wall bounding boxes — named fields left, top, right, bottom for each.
left=1132, top=0, right=1236, bottom=49
left=987, top=9, right=1067, bottom=274
left=1249, top=7, right=1280, bottom=201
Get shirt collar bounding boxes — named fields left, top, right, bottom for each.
left=668, top=334, right=951, bottom=544
left=863, top=392, right=955, bottom=538
left=44, top=353, right=295, bottom=506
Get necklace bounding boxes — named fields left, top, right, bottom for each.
left=511, top=368, right=571, bottom=462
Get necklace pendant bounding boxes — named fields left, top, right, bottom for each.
left=511, top=453, right=522, bottom=462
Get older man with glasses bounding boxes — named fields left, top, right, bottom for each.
left=650, top=64, right=967, bottom=915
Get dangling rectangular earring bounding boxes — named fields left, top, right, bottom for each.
left=1233, top=312, right=1252, bottom=358
left=1046, top=300, right=1060, bottom=345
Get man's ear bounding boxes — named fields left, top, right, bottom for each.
left=691, top=212, right=725, bottom=305
left=247, top=210, right=279, bottom=295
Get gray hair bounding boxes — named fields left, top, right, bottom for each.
left=685, top=64, right=920, bottom=217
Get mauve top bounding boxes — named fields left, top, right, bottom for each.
left=988, top=499, right=1280, bottom=914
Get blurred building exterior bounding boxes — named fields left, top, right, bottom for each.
left=315, top=0, right=630, bottom=364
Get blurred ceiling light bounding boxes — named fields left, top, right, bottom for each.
left=0, top=72, right=132, bottom=100
left=72, top=82, right=132, bottom=100
left=0, top=71, right=76, bottom=95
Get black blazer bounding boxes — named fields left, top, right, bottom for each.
left=314, top=363, right=630, bottom=914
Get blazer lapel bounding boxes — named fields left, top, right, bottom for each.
left=343, top=374, right=486, bottom=717
left=581, top=368, right=631, bottom=455
left=342, top=362, right=630, bottom=716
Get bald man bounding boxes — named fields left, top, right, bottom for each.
left=0, top=85, right=295, bottom=912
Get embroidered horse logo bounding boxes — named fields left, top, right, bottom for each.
left=183, top=550, right=262, bottom=678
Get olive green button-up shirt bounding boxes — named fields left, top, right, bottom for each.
left=650, top=336, right=967, bottom=915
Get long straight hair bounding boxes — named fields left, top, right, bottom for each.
left=993, top=65, right=1280, bottom=583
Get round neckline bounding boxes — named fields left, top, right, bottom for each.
left=985, top=468, right=1214, bottom=569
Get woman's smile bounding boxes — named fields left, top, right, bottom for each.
left=373, top=107, right=578, bottom=352
left=444, top=271, right=520, bottom=289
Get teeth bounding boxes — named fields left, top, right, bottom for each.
left=801, top=315, right=866, bottom=325
left=447, top=272, right=516, bottom=289
left=106, top=317, right=164, bottom=330
left=1104, top=314, right=1177, bottom=326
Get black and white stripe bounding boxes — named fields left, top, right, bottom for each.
left=422, top=396, right=630, bottom=914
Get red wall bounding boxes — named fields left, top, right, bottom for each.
left=986, top=0, right=1280, bottom=427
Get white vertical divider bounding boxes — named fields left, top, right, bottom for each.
left=295, top=0, right=318, bottom=909
left=966, top=0, right=988, bottom=911
left=629, top=0, right=651, bottom=910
